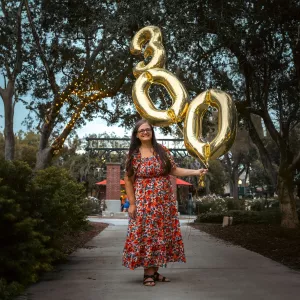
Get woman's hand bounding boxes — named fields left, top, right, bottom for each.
left=128, top=204, right=137, bottom=219
left=199, top=169, right=208, bottom=176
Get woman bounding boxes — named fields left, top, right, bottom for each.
left=122, top=119, right=207, bottom=286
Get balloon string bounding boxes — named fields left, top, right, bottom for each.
left=175, top=122, right=184, bottom=136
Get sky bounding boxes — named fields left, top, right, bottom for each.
left=0, top=100, right=128, bottom=137
left=0, top=100, right=168, bottom=139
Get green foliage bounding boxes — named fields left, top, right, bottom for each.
left=249, top=200, right=264, bottom=211
left=195, top=195, right=237, bottom=214
left=0, top=160, right=52, bottom=289
left=31, top=167, right=88, bottom=250
left=15, top=131, right=40, bottom=168
left=207, top=160, right=228, bottom=195
left=195, top=212, right=224, bottom=224
left=0, top=160, right=88, bottom=298
left=195, top=210, right=282, bottom=225
left=249, top=160, right=273, bottom=191
left=0, top=279, right=23, bottom=300
left=82, top=196, right=102, bottom=215
left=227, top=211, right=282, bottom=225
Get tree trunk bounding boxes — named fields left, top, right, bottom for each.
left=230, top=168, right=240, bottom=208
left=1, top=83, right=15, bottom=160
left=277, top=172, right=299, bottom=228
left=35, top=147, right=53, bottom=170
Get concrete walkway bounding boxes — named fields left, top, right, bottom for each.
left=20, top=218, right=300, bottom=300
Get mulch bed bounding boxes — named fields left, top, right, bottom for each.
left=61, top=222, right=109, bottom=255
left=190, top=223, right=300, bottom=271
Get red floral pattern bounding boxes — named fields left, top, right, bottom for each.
left=122, top=145, right=186, bottom=270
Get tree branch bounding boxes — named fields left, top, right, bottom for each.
left=12, top=0, right=24, bottom=80
left=0, top=0, right=9, bottom=20
left=261, top=110, right=281, bottom=148
left=84, top=33, right=91, bottom=60
left=5, top=61, right=12, bottom=81
left=288, top=151, right=300, bottom=173
left=52, top=103, right=85, bottom=151
left=51, top=58, right=133, bottom=153
left=25, top=0, right=59, bottom=95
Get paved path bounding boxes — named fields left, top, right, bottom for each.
left=20, top=219, right=300, bottom=300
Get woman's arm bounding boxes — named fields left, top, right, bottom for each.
left=124, top=175, right=136, bottom=205
left=171, top=167, right=207, bottom=177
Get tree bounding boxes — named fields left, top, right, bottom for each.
left=222, top=126, right=258, bottom=205
left=205, top=1, right=300, bottom=227
left=110, top=0, right=300, bottom=227
left=23, top=0, right=133, bottom=169
left=206, top=159, right=228, bottom=195
left=250, top=160, right=274, bottom=195
left=0, top=0, right=27, bottom=160
left=15, top=130, right=40, bottom=167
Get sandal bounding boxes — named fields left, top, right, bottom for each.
left=154, top=271, right=170, bottom=282
left=143, top=274, right=156, bottom=286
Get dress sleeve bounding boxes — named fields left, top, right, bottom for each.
left=161, top=145, right=177, bottom=169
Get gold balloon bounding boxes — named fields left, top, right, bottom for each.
left=184, top=89, right=237, bottom=167
left=132, top=68, right=189, bottom=127
left=130, top=26, right=166, bottom=78
left=130, top=26, right=238, bottom=187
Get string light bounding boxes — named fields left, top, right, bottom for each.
left=48, top=72, right=110, bottom=154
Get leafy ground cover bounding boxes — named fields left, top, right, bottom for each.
left=61, top=222, right=109, bottom=255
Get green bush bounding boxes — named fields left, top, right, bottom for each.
left=0, top=160, right=88, bottom=299
left=250, top=200, right=263, bottom=211
left=0, top=279, right=23, bottom=300
left=227, top=210, right=282, bottom=224
left=0, top=197, right=53, bottom=284
left=195, top=210, right=282, bottom=224
left=31, top=167, right=88, bottom=249
left=82, top=196, right=102, bottom=215
left=195, top=195, right=239, bottom=214
left=195, top=212, right=224, bottom=223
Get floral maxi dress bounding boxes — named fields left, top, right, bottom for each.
left=122, top=146, right=186, bottom=270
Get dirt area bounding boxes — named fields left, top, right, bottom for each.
left=191, top=223, right=300, bottom=271
left=62, top=222, right=108, bottom=255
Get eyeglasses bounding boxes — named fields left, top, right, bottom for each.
left=137, top=128, right=152, bottom=134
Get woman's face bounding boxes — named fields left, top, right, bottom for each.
left=136, top=122, right=153, bottom=143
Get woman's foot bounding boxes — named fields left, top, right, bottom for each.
left=143, top=274, right=156, bottom=286
left=154, top=271, right=170, bottom=282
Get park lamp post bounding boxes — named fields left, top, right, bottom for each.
left=238, top=179, right=243, bottom=199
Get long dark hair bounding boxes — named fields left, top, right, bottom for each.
left=125, top=119, right=171, bottom=176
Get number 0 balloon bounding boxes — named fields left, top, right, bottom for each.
left=132, top=68, right=189, bottom=127
left=184, top=89, right=237, bottom=167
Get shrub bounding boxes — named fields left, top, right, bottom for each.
left=0, top=161, right=53, bottom=290
left=195, top=212, right=224, bottom=223
left=30, top=167, right=88, bottom=256
left=0, top=197, right=52, bottom=284
left=194, top=210, right=282, bottom=224
left=0, top=279, right=23, bottom=300
left=250, top=200, right=263, bottom=211
left=0, top=161, right=89, bottom=299
left=227, top=210, right=282, bottom=224
left=195, top=195, right=238, bottom=214
left=82, top=196, right=102, bottom=215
